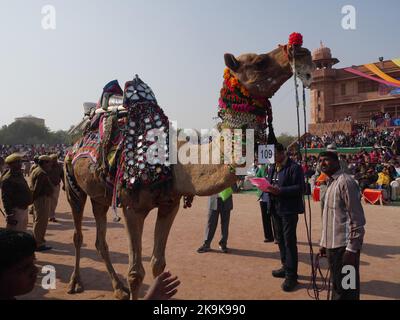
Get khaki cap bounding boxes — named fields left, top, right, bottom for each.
left=39, top=155, right=52, bottom=162
left=5, top=153, right=23, bottom=164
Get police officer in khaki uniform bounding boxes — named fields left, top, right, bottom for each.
left=28, top=155, right=40, bottom=216
left=30, top=155, right=54, bottom=251
left=1, top=154, right=33, bottom=231
left=29, top=155, right=39, bottom=176
left=48, top=154, right=64, bottom=223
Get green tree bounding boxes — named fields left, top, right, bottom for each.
left=0, top=121, right=70, bottom=145
left=277, top=132, right=296, bottom=148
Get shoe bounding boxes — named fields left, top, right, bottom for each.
left=197, top=245, right=210, bottom=253
left=281, top=278, right=298, bottom=292
left=219, top=245, right=229, bottom=253
left=264, top=238, right=274, bottom=243
left=35, top=245, right=52, bottom=252
left=49, top=218, right=58, bottom=223
left=272, top=267, right=286, bottom=278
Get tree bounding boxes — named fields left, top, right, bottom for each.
left=277, top=132, right=296, bottom=148
left=0, top=121, right=70, bottom=145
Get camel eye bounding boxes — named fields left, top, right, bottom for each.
left=254, top=59, right=267, bottom=69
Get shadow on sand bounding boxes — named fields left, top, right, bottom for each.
left=21, top=260, right=151, bottom=300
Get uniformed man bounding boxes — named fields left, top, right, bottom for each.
left=30, top=155, right=54, bottom=251
left=0, top=156, right=5, bottom=175
left=28, top=155, right=40, bottom=216
left=23, top=160, right=31, bottom=177
left=0, top=154, right=33, bottom=231
left=48, top=154, right=64, bottom=223
left=29, top=155, right=39, bottom=176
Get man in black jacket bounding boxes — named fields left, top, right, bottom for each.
left=266, top=144, right=305, bottom=292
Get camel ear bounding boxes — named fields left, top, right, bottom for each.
left=224, top=53, right=240, bottom=72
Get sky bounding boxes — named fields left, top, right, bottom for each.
left=0, top=0, right=399, bottom=135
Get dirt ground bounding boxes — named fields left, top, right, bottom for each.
left=2, top=191, right=399, bottom=300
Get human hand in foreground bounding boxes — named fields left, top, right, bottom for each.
left=144, top=271, right=180, bottom=300
left=266, top=185, right=281, bottom=195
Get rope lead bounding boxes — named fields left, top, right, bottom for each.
left=292, top=57, right=331, bottom=300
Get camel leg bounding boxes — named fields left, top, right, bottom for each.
left=67, top=192, right=87, bottom=294
left=151, top=202, right=180, bottom=278
left=91, top=199, right=130, bottom=300
left=121, top=206, right=146, bottom=300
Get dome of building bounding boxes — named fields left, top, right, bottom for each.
left=312, top=46, right=332, bottom=61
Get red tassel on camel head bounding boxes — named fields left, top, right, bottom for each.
left=288, top=32, right=303, bottom=47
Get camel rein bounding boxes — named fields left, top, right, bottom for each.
left=292, top=53, right=331, bottom=300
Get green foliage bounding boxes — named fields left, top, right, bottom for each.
left=0, top=121, right=70, bottom=145
left=277, top=132, right=296, bottom=148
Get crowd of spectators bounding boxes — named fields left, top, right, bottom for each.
left=0, top=144, right=69, bottom=162
left=295, top=146, right=400, bottom=202
left=300, top=126, right=400, bottom=149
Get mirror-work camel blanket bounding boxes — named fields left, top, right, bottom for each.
left=65, top=76, right=172, bottom=208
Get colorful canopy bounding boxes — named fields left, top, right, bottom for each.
left=364, top=63, right=400, bottom=85
left=344, top=58, right=400, bottom=88
left=344, top=67, right=400, bottom=88
left=392, top=58, right=400, bottom=68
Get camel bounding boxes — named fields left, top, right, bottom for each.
left=65, top=36, right=315, bottom=300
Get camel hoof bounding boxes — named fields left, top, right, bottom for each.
left=67, top=279, right=84, bottom=294
left=114, top=287, right=130, bottom=300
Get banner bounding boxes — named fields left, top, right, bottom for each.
left=392, top=58, right=400, bottom=68
left=344, top=68, right=400, bottom=88
left=364, top=63, right=400, bottom=85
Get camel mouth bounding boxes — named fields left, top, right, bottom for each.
left=296, top=71, right=313, bottom=89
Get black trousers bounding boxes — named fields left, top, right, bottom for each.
left=204, top=200, right=231, bottom=247
left=259, top=201, right=274, bottom=240
left=327, top=247, right=360, bottom=300
left=271, top=211, right=299, bottom=279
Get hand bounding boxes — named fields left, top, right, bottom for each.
left=144, top=271, right=180, bottom=300
left=343, top=250, right=357, bottom=266
left=266, top=186, right=281, bottom=195
left=319, top=247, right=327, bottom=257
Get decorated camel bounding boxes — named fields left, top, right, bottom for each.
left=64, top=33, right=314, bottom=300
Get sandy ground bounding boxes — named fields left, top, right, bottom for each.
left=1, top=191, right=399, bottom=300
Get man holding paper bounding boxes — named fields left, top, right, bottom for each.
left=265, top=143, right=305, bottom=292
left=197, top=187, right=233, bottom=254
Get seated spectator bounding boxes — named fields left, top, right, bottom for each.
left=376, top=166, right=391, bottom=188
left=369, top=149, right=379, bottom=164
left=355, top=167, right=378, bottom=191
left=394, top=162, right=400, bottom=177
left=388, top=163, right=399, bottom=179
left=376, top=166, right=392, bottom=201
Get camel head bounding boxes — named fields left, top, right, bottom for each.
left=218, top=33, right=314, bottom=145
left=224, top=33, right=314, bottom=99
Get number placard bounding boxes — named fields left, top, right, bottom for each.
left=258, top=145, right=275, bottom=164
